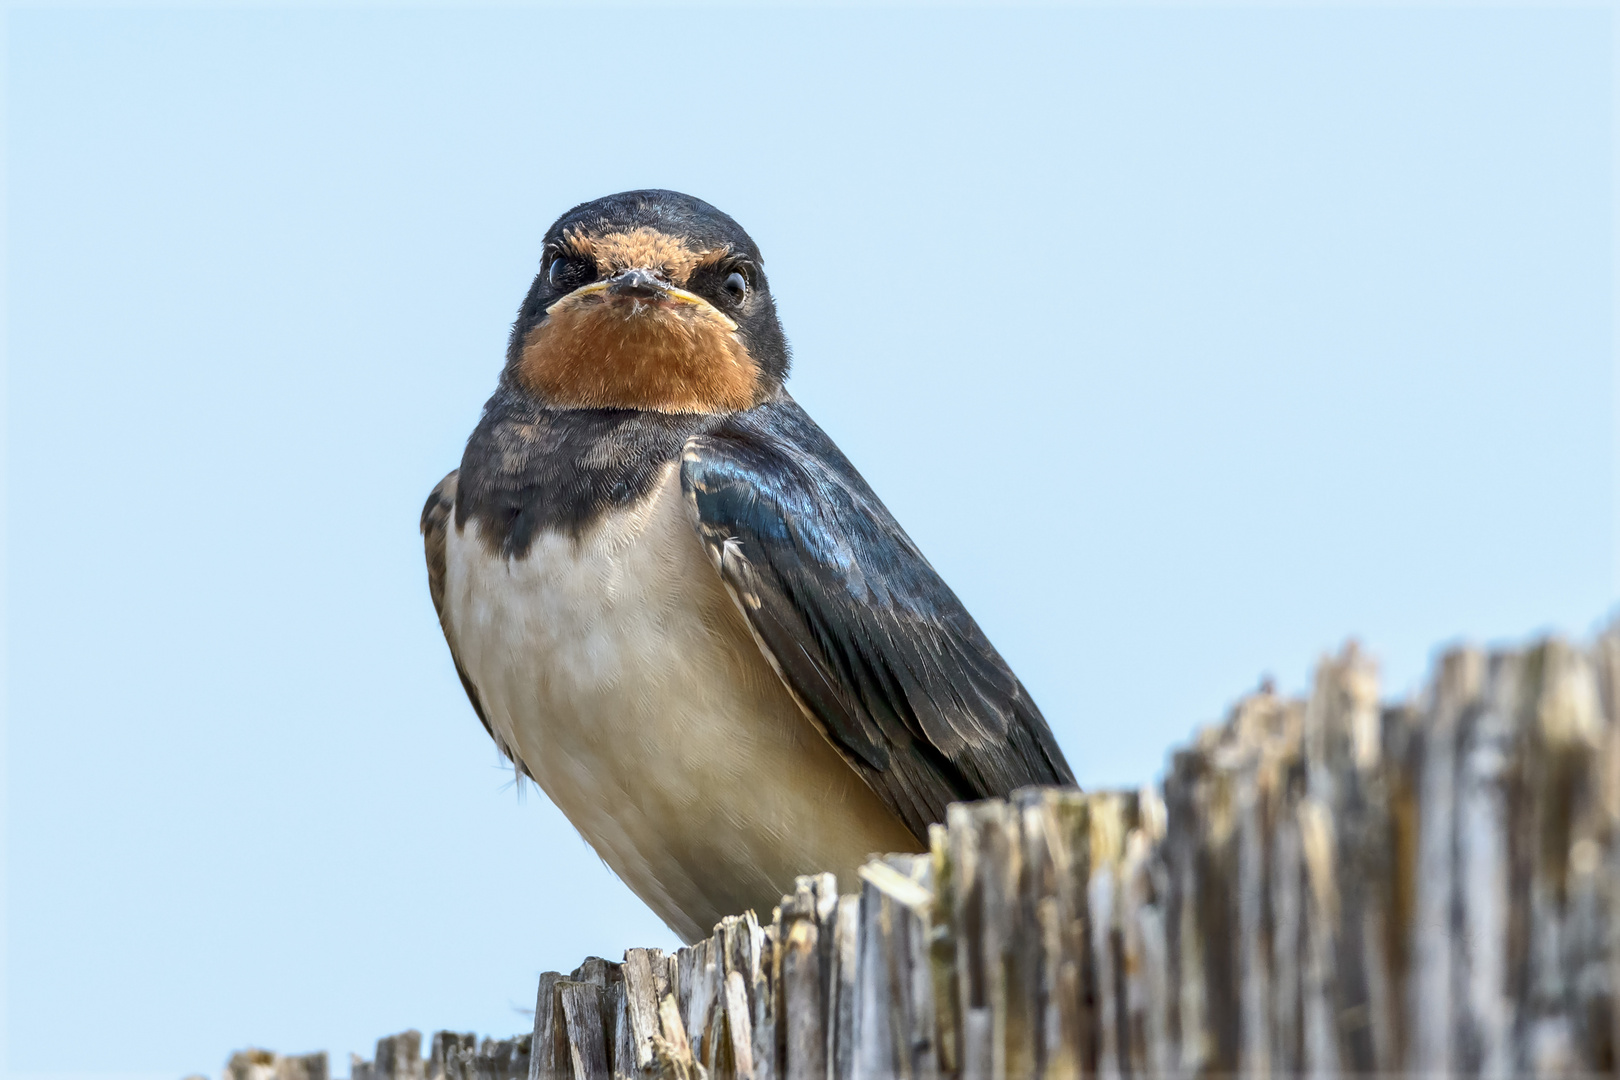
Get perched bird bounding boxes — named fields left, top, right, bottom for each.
left=422, top=190, right=1074, bottom=943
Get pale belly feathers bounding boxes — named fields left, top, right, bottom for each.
left=442, top=463, right=918, bottom=942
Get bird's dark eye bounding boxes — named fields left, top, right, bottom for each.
left=549, top=256, right=584, bottom=289
left=723, top=271, right=748, bottom=302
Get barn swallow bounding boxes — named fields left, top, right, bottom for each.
left=422, top=190, right=1074, bottom=943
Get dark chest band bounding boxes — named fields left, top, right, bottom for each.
left=454, top=388, right=719, bottom=559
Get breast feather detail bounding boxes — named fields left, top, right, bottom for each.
left=440, top=466, right=917, bottom=942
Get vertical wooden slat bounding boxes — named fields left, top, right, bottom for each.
left=622, top=949, right=665, bottom=1075
left=852, top=856, right=939, bottom=1080
left=1451, top=652, right=1521, bottom=1076
left=374, top=1032, right=424, bottom=1080
left=649, top=993, right=701, bottom=1080
left=1229, top=695, right=1275, bottom=1079
left=926, top=825, right=963, bottom=1079
left=531, top=973, right=571, bottom=1080
left=782, top=884, right=827, bottom=1080
left=752, top=914, right=779, bottom=1080
left=892, top=854, right=942, bottom=1080
left=851, top=881, right=891, bottom=1080
left=560, top=982, right=610, bottom=1080
left=1587, top=628, right=1620, bottom=1075
left=1121, top=795, right=1169, bottom=1079
left=829, top=895, right=860, bottom=1080
left=610, top=982, right=635, bottom=1080
left=1522, top=639, right=1607, bottom=1072
left=1305, top=645, right=1389, bottom=1074
left=429, top=1034, right=476, bottom=1080
left=725, top=969, right=758, bottom=1079
left=1408, top=647, right=1481, bottom=1075
left=1087, top=794, right=1128, bottom=1080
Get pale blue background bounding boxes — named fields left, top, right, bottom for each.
left=5, top=5, right=1613, bottom=1077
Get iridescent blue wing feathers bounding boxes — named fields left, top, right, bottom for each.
left=681, top=398, right=1075, bottom=840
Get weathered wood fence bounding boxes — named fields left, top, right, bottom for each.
left=234, top=627, right=1620, bottom=1079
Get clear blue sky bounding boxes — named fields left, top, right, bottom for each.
left=5, top=5, right=1613, bottom=1077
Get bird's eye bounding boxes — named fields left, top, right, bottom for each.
left=548, top=256, right=583, bottom=288
left=722, top=271, right=749, bottom=302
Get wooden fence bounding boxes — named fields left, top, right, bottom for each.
left=232, top=627, right=1620, bottom=1079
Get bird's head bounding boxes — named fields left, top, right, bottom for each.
left=503, top=190, right=790, bottom=415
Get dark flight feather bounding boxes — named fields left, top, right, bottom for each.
left=680, top=397, right=1075, bottom=841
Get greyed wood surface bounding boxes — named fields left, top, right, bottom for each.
left=236, top=628, right=1620, bottom=1079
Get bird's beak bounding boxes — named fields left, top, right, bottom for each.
left=549, top=268, right=738, bottom=332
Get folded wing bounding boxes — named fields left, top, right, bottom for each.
left=680, top=400, right=1074, bottom=841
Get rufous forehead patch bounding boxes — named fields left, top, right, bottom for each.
left=561, top=226, right=727, bottom=287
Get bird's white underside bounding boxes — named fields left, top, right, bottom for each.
left=441, top=463, right=916, bottom=943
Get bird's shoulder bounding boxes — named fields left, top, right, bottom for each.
left=421, top=469, right=458, bottom=615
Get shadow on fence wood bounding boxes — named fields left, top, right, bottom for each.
left=226, top=626, right=1620, bottom=1079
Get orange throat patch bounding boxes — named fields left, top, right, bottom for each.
left=518, top=292, right=763, bottom=415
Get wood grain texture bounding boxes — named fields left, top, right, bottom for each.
left=561, top=982, right=611, bottom=1080
left=251, top=624, right=1620, bottom=1080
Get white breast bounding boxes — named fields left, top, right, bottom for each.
left=441, top=463, right=916, bottom=942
